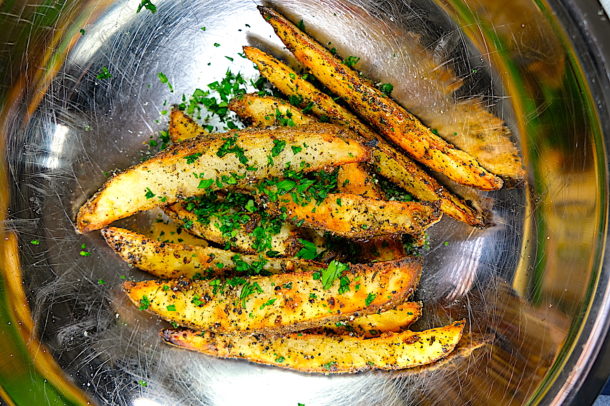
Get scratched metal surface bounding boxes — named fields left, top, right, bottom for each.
left=0, top=0, right=609, bottom=405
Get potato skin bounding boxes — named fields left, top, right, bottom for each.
left=76, top=124, right=370, bottom=232
left=123, top=257, right=422, bottom=334
left=161, top=320, right=465, bottom=374
left=244, top=47, right=483, bottom=226
left=258, top=6, right=503, bottom=191
left=101, top=227, right=323, bottom=279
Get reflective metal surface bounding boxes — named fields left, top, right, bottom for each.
left=0, top=0, right=608, bottom=405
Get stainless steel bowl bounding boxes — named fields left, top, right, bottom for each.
left=1, top=0, right=609, bottom=404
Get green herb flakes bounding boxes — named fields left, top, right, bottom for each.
left=239, top=281, right=263, bottom=307
left=296, top=239, right=318, bottom=260
left=184, top=153, right=203, bottom=164
left=320, top=260, right=349, bottom=290
left=157, top=72, right=174, bottom=92
left=342, top=56, right=360, bottom=68
left=260, top=298, right=276, bottom=310
left=139, top=295, right=151, bottom=310
left=365, top=293, right=376, bottom=306
left=96, top=66, right=112, bottom=80
left=378, top=82, right=394, bottom=96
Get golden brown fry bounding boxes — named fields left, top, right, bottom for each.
left=102, top=227, right=322, bottom=279
left=320, top=301, right=422, bottom=337
left=228, top=94, right=315, bottom=127
left=123, top=257, right=422, bottom=334
left=163, top=202, right=301, bottom=256
left=258, top=6, right=503, bottom=191
left=270, top=193, right=441, bottom=238
left=243, top=48, right=483, bottom=226
left=169, top=108, right=208, bottom=143
left=161, top=320, right=465, bottom=374
left=76, top=124, right=370, bottom=232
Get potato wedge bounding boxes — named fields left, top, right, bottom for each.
left=161, top=320, right=465, bottom=373
left=320, top=301, right=422, bottom=337
left=169, top=108, right=208, bottom=143
left=228, top=94, right=316, bottom=127
left=76, top=124, right=370, bottom=232
left=123, top=257, right=422, bottom=334
left=243, top=48, right=483, bottom=226
left=258, top=6, right=503, bottom=191
left=102, top=227, right=322, bottom=279
left=229, top=93, right=404, bottom=258
left=163, top=202, right=301, bottom=256
left=270, top=193, right=441, bottom=238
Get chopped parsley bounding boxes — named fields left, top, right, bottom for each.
left=137, top=380, right=148, bottom=387
left=342, top=56, right=360, bottom=68
left=184, top=153, right=203, bottom=164
left=271, top=139, right=287, bottom=156
left=30, top=239, right=40, bottom=245
left=365, top=293, right=376, bottom=306
left=139, top=295, right=151, bottom=310
left=338, top=275, right=351, bottom=294
left=97, top=279, right=106, bottom=285
left=322, top=361, right=337, bottom=370
left=136, top=0, right=156, bottom=13
left=182, top=192, right=283, bottom=253
left=296, top=19, right=306, bottom=31
left=213, top=42, right=221, bottom=47
left=144, top=187, right=155, bottom=199
left=275, top=355, right=286, bottom=363
left=166, top=305, right=176, bottom=311
left=239, top=281, right=263, bottom=307
left=157, top=72, right=174, bottom=92
left=217, top=135, right=248, bottom=164
left=378, top=82, right=394, bottom=96
left=79, top=28, right=86, bottom=35
left=257, top=168, right=339, bottom=206
left=289, top=94, right=304, bottom=106
left=179, top=69, right=247, bottom=123
left=314, top=260, right=349, bottom=290
left=197, top=179, right=214, bottom=189
left=274, top=109, right=295, bottom=127
left=296, top=239, right=318, bottom=260
left=260, top=298, right=277, bottom=310
left=96, top=66, right=112, bottom=80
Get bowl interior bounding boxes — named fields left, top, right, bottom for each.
left=2, top=0, right=608, bottom=405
